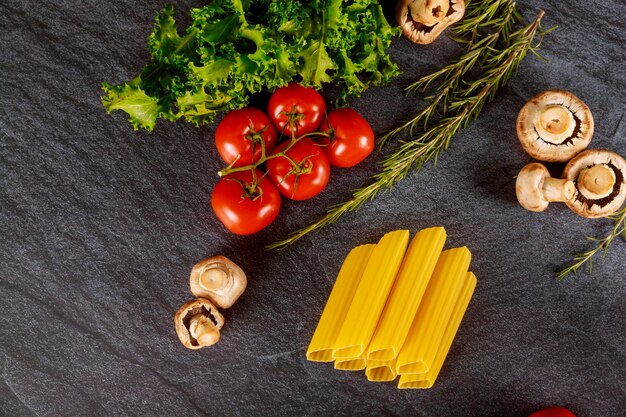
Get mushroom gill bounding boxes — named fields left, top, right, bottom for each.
left=396, top=0, right=466, bottom=45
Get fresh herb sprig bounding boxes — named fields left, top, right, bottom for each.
left=557, top=207, right=626, bottom=279
left=451, top=0, right=522, bottom=48
left=378, top=0, right=522, bottom=147
left=267, top=8, right=549, bottom=250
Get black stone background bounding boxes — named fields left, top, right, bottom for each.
left=1, top=1, right=625, bottom=416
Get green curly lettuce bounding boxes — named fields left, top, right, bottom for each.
left=102, top=0, right=400, bottom=131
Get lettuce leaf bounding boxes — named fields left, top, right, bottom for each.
left=102, top=77, right=177, bottom=131
left=102, top=0, right=400, bottom=131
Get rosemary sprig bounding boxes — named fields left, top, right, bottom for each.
left=557, top=207, right=626, bottom=279
left=378, top=0, right=521, bottom=147
left=452, top=0, right=522, bottom=48
left=267, top=10, right=548, bottom=250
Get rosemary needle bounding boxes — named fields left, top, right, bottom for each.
left=557, top=207, right=626, bottom=279
left=267, top=9, right=549, bottom=250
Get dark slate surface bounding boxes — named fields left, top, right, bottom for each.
left=1, top=0, right=625, bottom=416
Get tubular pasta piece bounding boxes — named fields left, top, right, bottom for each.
left=398, top=272, right=476, bottom=389
left=365, top=359, right=397, bottom=382
left=335, top=354, right=366, bottom=371
left=333, top=230, right=410, bottom=359
left=396, top=247, right=471, bottom=375
left=307, top=244, right=376, bottom=362
left=367, top=227, right=446, bottom=361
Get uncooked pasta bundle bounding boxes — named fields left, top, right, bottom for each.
left=306, top=227, right=477, bottom=389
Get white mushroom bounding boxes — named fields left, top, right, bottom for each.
left=174, top=298, right=225, bottom=350
left=396, top=0, right=465, bottom=45
left=190, top=256, right=247, bottom=309
left=188, top=314, right=221, bottom=347
left=517, top=90, right=594, bottom=162
left=409, top=0, right=450, bottom=26
left=562, top=149, right=626, bottom=218
left=516, top=163, right=576, bottom=212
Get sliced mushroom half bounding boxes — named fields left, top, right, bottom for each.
left=190, top=256, right=247, bottom=309
left=175, top=298, right=225, bottom=349
left=562, top=149, right=626, bottom=218
left=517, top=90, right=594, bottom=162
left=396, top=0, right=466, bottom=44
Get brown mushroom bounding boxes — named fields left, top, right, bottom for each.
left=562, top=149, right=626, bottom=218
left=190, top=256, right=247, bottom=309
left=517, top=90, right=594, bottom=162
left=516, top=163, right=576, bottom=212
left=396, top=0, right=466, bottom=45
left=174, top=298, right=225, bottom=349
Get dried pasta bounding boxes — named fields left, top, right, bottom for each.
left=306, top=244, right=375, bottom=362
left=335, top=354, right=367, bottom=371
left=306, top=227, right=477, bottom=389
left=367, top=227, right=446, bottom=361
left=365, top=359, right=397, bottom=382
left=396, top=247, right=471, bottom=375
left=333, top=230, right=410, bottom=359
left=398, top=272, right=476, bottom=389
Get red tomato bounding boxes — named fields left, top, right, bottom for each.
left=267, top=83, right=326, bottom=137
left=211, top=169, right=281, bottom=235
left=318, top=108, right=375, bottom=168
left=214, top=107, right=277, bottom=167
left=529, top=407, right=577, bottom=417
left=266, top=138, right=330, bottom=200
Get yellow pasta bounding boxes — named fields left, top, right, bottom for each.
left=398, top=272, right=476, bottom=389
left=333, top=230, right=410, bottom=360
left=367, top=227, right=446, bottom=361
left=396, top=247, right=471, bottom=375
left=306, top=227, right=478, bottom=390
left=306, top=244, right=375, bottom=362
left=365, top=359, right=397, bottom=382
left=335, top=354, right=366, bottom=371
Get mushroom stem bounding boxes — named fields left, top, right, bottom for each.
left=542, top=177, right=576, bottom=202
left=539, top=105, right=571, bottom=135
left=199, top=267, right=230, bottom=292
left=578, top=164, right=616, bottom=199
left=410, top=0, right=450, bottom=26
left=517, top=163, right=575, bottom=212
left=188, top=314, right=220, bottom=347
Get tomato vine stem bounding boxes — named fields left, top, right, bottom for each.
left=217, top=130, right=333, bottom=178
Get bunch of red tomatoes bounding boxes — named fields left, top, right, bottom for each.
left=211, top=83, right=375, bottom=235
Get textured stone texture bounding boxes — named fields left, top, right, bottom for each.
left=1, top=1, right=625, bottom=416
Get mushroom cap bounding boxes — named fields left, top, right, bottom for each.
left=516, top=163, right=551, bottom=212
left=174, top=298, right=225, bottom=350
left=563, top=149, right=626, bottom=218
left=517, top=90, right=594, bottom=162
left=190, top=255, right=247, bottom=309
left=396, top=0, right=466, bottom=45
